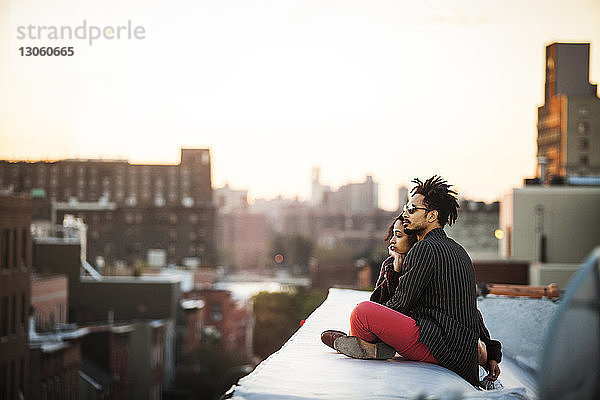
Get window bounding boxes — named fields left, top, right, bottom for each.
left=580, top=155, right=589, bottom=166
left=211, top=304, right=222, bottom=322
left=11, top=229, right=16, bottom=269
left=11, top=295, right=16, bottom=334
left=1, top=229, right=9, bottom=269
left=579, top=137, right=589, bottom=151
left=19, top=358, right=24, bottom=398
left=577, top=121, right=588, bottom=134
left=0, top=364, right=6, bottom=400
left=154, top=196, right=165, bottom=207
left=10, top=228, right=19, bottom=269
left=20, top=229, right=27, bottom=270
left=578, top=105, right=590, bottom=117
left=201, top=151, right=210, bottom=165
left=1, top=296, right=8, bottom=336
left=9, top=361, right=14, bottom=400
left=20, top=293, right=26, bottom=332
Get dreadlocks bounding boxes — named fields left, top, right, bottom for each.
left=410, top=175, right=460, bottom=227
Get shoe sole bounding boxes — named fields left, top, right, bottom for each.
left=333, top=336, right=396, bottom=360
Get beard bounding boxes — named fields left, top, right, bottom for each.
left=403, top=227, right=418, bottom=235
left=404, top=225, right=425, bottom=236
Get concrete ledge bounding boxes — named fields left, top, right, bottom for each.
left=229, top=289, right=531, bottom=400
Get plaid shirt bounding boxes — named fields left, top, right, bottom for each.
left=370, top=256, right=400, bottom=304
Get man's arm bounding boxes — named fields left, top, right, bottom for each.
left=478, top=309, right=502, bottom=363
left=384, top=242, right=435, bottom=312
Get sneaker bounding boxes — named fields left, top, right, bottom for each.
left=333, top=336, right=396, bottom=360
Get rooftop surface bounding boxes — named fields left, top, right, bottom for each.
left=229, top=289, right=557, bottom=400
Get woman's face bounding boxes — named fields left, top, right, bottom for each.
left=389, top=219, right=412, bottom=254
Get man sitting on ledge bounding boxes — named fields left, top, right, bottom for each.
left=322, top=176, right=481, bottom=387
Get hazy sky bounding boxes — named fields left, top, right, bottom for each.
left=1, top=0, right=599, bottom=210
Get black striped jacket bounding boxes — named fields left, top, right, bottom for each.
left=384, top=228, right=479, bottom=386
left=371, top=256, right=502, bottom=364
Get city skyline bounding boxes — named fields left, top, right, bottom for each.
left=1, top=0, right=599, bottom=210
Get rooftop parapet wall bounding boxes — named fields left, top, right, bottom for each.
left=228, top=289, right=532, bottom=400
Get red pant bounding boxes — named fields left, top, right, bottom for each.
left=350, top=301, right=439, bottom=363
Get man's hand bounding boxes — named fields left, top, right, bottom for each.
left=485, top=360, right=501, bottom=381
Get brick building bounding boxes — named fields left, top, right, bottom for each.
left=0, top=148, right=216, bottom=267
left=0, top=195, right=32, bottom=400
left=184, top=289, right=251, bottom=357
left=177, top=299, right=205, bottom=362
left=80, top=324, right=134, bottom=400
left=127, top=321, right=169, bottom=400
left=215, top=210, right=270, bottom=271
left=31, top=274, right=68, bottom=331
left=29, top=327, right=87, bottom=400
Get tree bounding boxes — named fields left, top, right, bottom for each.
left=269, top=234, right=315, bottom=267
left=172, top=346, right=251, bottom=400
left=252, top=288, right=326, bottom=359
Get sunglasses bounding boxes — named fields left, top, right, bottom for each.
left=402, top=203, right=433, bottom=215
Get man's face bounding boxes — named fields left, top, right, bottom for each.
left=401, top=194, right=435, bottom=234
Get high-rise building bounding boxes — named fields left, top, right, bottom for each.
left=310, top=167, right=324, bottom=207
left=0, top=148, right=215, bottom=267
left=214, top=184, right=248, bottom=214
left=537, top=42, right=600, bottom=181
left=397, top=186, right=408, bottom=212
left=0, top=195, right=32, bottom=400
left=323, top=175, right=378, bottom=212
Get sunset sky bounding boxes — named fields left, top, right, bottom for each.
left=1, top=0, right=599, bottom=210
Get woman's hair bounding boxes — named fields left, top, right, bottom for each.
left=411, top=175, right=460, bottom=227
left=384, top=215, right=417, bottom=247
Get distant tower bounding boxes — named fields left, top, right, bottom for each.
left=537, top=43, right=600, bottom=182
left=310, top=167, right=323, bottom=207
left=397, top=186, right=408, bottom=212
